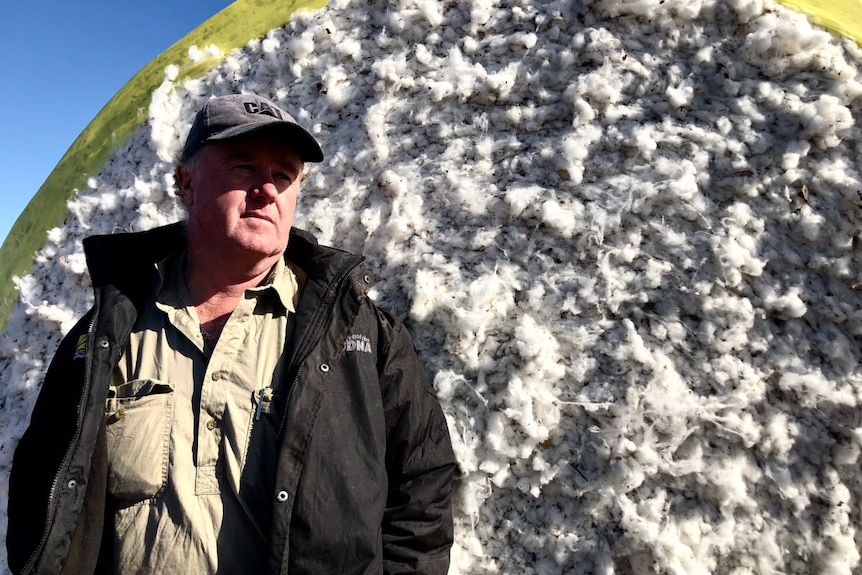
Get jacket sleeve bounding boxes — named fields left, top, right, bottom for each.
left=8, top=309, right=105, bottom=575
left=376, top=308, right=457, bottom=575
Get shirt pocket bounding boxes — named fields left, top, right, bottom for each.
left=105, top=379, right=175, bottom=502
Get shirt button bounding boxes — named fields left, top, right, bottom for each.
left=206, top=419, right=218, bottom=431
left=276, top=490, right=289, bottom=502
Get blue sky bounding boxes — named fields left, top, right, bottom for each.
left=0, top=0, right=233, bottom=252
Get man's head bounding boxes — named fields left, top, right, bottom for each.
left=176, top=94, right=322, bottom=267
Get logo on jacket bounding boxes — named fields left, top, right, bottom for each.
left=344, top=334, right=372, bottom=353
left=73, top=334, right=88, bottom=360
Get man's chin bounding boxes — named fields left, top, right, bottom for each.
left=229, top=235, right=288, bottom=259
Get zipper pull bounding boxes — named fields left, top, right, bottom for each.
left=255, top=389, right=266, bottom=421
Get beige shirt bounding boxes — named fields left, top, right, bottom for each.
left=105, top=252, right=301, bottom=574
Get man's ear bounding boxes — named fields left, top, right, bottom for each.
left=175, top=165, right=193, bottom=206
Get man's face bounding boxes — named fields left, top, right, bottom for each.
left=177, top=133, right=304, bottom=262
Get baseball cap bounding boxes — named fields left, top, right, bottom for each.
left=180, top=94, right=324, bottom=163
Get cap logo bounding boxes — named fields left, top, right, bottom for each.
left=243, top=101, right=283, bottom=119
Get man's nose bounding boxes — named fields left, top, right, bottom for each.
left=251, top=177, right=280, bottom=201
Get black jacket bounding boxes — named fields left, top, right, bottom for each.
left=7, top=222, right=456, bottom=574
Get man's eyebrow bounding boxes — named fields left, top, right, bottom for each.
left=224, top=151, right=255, bottom=162
left=279, top=155, right=303, bottom=173
left=224, top=150, right=300, bottom=169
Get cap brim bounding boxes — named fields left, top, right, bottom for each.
left=207, top=122, right=324, bottom=163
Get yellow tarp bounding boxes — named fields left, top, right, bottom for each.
left=777, top=0, right=862, bottom=45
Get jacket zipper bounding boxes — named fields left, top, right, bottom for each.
left=274, top=256, right=364, bottom=575
left=21, top=302, right=100, bottom=575
left=277, top=255, right=363, bottom=439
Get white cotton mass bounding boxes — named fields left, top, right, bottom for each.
left=2, top=0, right=862, bottom=573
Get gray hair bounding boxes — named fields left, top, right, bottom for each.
left=175, top=147, right=203, bottom=205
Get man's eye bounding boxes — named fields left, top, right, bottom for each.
left=275, top=172, right=294, bottom=182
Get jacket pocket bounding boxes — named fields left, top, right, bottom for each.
left=105, top=379, right=174, bottom=501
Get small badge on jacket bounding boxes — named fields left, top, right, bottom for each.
left=74, top=334, right=88, bottom=360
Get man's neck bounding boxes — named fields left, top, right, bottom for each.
left=184, top=249, right=281, bottom=325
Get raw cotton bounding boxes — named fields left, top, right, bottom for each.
left=2, top=0, right=862, bottom=573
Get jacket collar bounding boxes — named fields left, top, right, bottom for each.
left=82, top=222, right=362, bottom=302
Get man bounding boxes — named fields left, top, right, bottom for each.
left=8, top=94, right=457, bottom=574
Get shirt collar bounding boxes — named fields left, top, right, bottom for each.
left=154, top=252, right=303, bottom=313
left=243, top=256, right=301, bottom=313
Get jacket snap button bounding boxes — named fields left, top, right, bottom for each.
left=319, top=363, right=330, bottom=373
left=115, top=409, right=125, bottom=421
left=211, top=372, right=222, bottom=381
left=206, top=419, right=217, bottom=431
left=98, top=339, right=109, bottom=349
left=67, top=479, right=77, bottom=489
left=276, top=490, right=289, bottom=502
left=363, top=275, right=372, bottom=284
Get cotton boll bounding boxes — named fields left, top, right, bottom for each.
left=485, top=411, right=520, bottom=460
left=187, top=45, right=206, bottom=63
left=666, top=82, right=694, bottom=108
left=261, top=37, right=280, bottom=54
left=723, top=202, right=758, bottom=229
left=710, top=226, right=766, bottom=288
left=462, top=36, right=479, bottom=55
left=288, top=29, right=315, bottom=59
left=411, top=268, right=453, bottom=321
left=814, top=472, right=860, bottom=572
left=515, top=32, right=538, bottom=50
left=631, top=125, right=658, bottom=158
left=45, top=227, right=65, bottom=245
left=335, top=36, right=362, bottom=61
left=797, top=95, right=853, bottom=149
left=483, top=61, right=519, bottom=101
left=794, top=205, right=825, bottom=241
left=505, top=184, right=543, bottom=218
left=666, top=168, right=699, bottom=201
left=540, top=199, right=582, bottom=238
left=699, top=294, right=756, bottom=354
left=62, top=252, right=88, bottom=276
left=705, top=454, right=761, bottom=511
left=473, top=136, right=495, bottom=164
left=97, top=190, right=121, bottom=213
left=761, top=286, right=807, bottom=319
left=513, top=314, right=559, bottom=364
left=413, top=0, right=443, bottom=27
left=163, top=64, right=180, bottom=83
left=322, top=66, right=352, bottom=110
left=358, top=205, right=383, bottom=239
left=501, top=375, right=549, bottom=442
left=577, top=66, right=625, bottom=105
left=558, top=130, right=598, bottom=185
left=777, top=371, right=842, bottom=408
